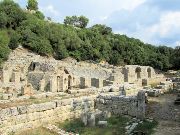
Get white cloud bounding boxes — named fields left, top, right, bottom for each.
left=157, top=12, right=180, bottom=37
left=40, top=5, right=59, bottom=16
left=175, top=41, right=180, bottom=46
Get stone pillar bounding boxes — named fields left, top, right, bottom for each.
left=80, top=77, right=85, bottom=88
left=12, top=71, right=20, bottom=84
left=39, top=79, right=45, bottom=92
left=99, top=79, right=103, bottom=88
left=85, top=78, right=91, bottom=88
left=88, top=113, right=95, bottom=127
left=119, top=86, right=126, bottom=96
left=50, top=75, right=57, bottom=92
left=23, top=84, right=34, bottom=96
left=58, top=76, right=64, bottom=92
left=136, top=90, right=145, bottom=120
left=2, top=70, right=9, bottom=83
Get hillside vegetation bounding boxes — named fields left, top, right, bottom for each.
left=0, top=0, right=179, bottom=70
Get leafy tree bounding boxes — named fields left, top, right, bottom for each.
left=172, top=46, right=180, bottom=69
left=0, top=0, right=26, bottom=29
left=0, top=12, right=7, bottom=28
left=34, top=11, right=45, bottom=20
left=8, top=31, right=20, bottom=50
left=0, top=30, right=10, bottom=63
left=64, top=16, right=89, bottom=28
left=27, top=0, right=38, bottom=11
left=78, top=16, right=89, bottom=28
left=91, top=24, right=112, bottom=35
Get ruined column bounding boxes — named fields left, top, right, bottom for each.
left=136, top=90, right=145, bottom=120
left=85, top=78, right=91, bottom=88
left=2, top=69, right=9, bottom=83
left=99, top=78, right=104, bottom=88
left=80, top=77, right=86, bottom=88
left=39, top=79, right=45, bottom=92
left=50, top=75, right=57, bottom=92
left=12, top=70, right=20, bottom=85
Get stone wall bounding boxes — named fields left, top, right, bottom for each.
left=0, top=96, right=95, bottom=135
left=95, top=91, right=145, bottom=119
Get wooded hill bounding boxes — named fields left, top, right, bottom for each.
left=0, top=0, right=179, bottom=71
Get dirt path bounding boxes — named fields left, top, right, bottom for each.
left=146, top=94, right=180, bottom=135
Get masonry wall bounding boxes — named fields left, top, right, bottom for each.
left=0, top=96, right=95, bottom=135
left=95, top=92, right=145, bottom=119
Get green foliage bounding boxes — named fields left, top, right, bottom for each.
left=8, top=30, right=20, bottom=49
left=0, top=0, right=179, bottom=70
left=0, top=30, right=10, bottom=64
left=172, top=46, right=180, bottom=69
left=27, top=0, right=38, bottom=11
left=0, top=0, right=26, bottom=29
left=58, top=116, right=130, bottom=135
left=64, top=15, right=89, bottom=28
left=34, top=11, right=45, bottom=20
left=133, top=120, right=158, bottom=135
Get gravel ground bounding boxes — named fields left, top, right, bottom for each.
left=146, top=94, right=180, bottom=135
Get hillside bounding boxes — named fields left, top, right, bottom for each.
left=0, top=0, right=179, bottom=71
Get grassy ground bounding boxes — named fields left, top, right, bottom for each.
left=133, top=120, right=158, bottom=135
left=16, top=116, right=158, bottom=135
left=57, top=116, right=130, bottom=135
left=15, top=127, right=57, bottom=135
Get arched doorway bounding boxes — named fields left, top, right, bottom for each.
left=124, top=68, right=129, bottom=82
left=68, top=75, right=72, bottom=89
left=135, top=67, right=141, bottom=79
left=57, top=76, right=60, bottom=92
left=147, top=68, right=151, bottom=78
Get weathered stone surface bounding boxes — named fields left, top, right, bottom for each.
left=0, top=96, right=96, bottom=134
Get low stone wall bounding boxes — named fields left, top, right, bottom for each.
left=95, top=91, right=145, bottom=119
left=148, top=77, right=166, bottom=85
left=0, top=96, right=95, bottom=135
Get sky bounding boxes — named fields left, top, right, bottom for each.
left=16, top=0, right=180, bottom=47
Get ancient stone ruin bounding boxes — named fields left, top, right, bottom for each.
left=0, top=47, right=169, bottom=134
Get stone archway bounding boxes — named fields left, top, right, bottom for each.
left=135, top=67, right=141, bottom=79
left=147, top=68, right=151, bottom=78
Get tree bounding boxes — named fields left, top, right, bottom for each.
left=91, top=24, right=112, bottom=35
left=27, top=0, right=38, bottom=11
left=8, top=31, right=20, bottom=50
left=34, top=11, right=45, bottom=20
left=0, top=30, right=10, bottom=63
left=0, top=0, right=26, bottom=29
left=78, top=16, right=89, bottom=28
left=172, top=46, right=180, bottom=69
left=0, top=12, right=7, bottom=28
left=64, top=15, right=89, bottom=28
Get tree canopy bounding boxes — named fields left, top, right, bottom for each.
left=27, top=0, right=38, bottom=11
left=0, top=0, right=179, bottom=70
left=64, top=15, right=89, bottom=28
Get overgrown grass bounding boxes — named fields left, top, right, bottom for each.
left=57, top=116, right=130, bottom=135
left=16, top=127, right=57, bottom=135
left=133, top=120, right=158, bottom=135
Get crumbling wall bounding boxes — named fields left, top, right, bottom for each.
left=95, top=91, right=145, bottom=119
left=0, top=96, right=95, bottom=135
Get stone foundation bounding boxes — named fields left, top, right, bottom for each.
left=0, top=96, right=95, bottom=135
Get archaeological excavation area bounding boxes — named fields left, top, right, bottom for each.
left=0, top=47, right=179, bottom=135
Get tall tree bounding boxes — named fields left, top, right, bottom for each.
left=64, top=15, right=89, bottom=28
left=78, top=16, right=89, bottom=28
left=27, top=0, right=38, bottom=11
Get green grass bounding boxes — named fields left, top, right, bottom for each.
left=133, top=120, right=158, bottom=135
left=57, top=116, right=130, bottom=135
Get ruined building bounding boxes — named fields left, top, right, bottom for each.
left=0, top=46, right=164, bottom=98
